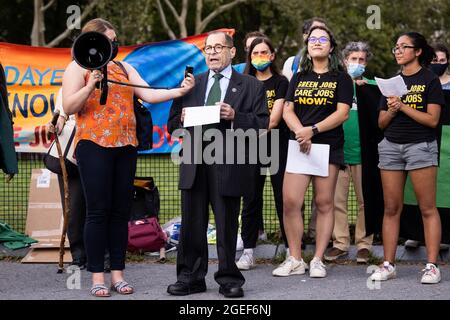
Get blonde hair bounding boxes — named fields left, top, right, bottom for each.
left=81, top=18, right=116, bottom=34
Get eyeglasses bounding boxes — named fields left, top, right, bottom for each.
left=391, top=45, right=416, bottom=54
left=204, top=44, right=232, bottom=54
left=308, top=36, right=330, bottom=44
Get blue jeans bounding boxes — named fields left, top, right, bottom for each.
left=76, top=140, right=137, bottom=273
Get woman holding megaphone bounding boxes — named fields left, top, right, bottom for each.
left=62, top=18, right=194, bottom=297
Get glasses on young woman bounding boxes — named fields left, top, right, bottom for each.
left=203, top=44, right=232, bottom=54
left=391, top=45, right=416, bottom=54
left=308, top=36, right=330, bottom=44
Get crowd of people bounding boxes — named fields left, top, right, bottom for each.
left=39, top=16, right=449, bottom=298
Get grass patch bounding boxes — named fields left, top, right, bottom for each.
left=367, top=251, right=383, bottom=266
left=0, top=255, right=22, bottom=262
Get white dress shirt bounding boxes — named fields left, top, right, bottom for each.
left=204, top=64, right=232, bottom=105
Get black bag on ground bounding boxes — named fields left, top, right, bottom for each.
left=130, top=177, right=160, bottom=221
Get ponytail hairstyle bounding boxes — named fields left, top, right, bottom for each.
left=400, top=32, right=435, bottom=67
left=299, top=25, right=344, bottom=76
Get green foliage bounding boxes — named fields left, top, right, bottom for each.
left=1, top=0, right=448, bottom=77
left=93, top=0, right=155, bottom=45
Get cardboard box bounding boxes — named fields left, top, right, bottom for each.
left=22, top=169, right=71, bottom=264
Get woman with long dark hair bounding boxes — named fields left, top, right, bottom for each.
left=236, top=37, right=289, bottom=270
left=272, top=26, right=352, bottom=278
left=370, top=32, right=445, bottom=284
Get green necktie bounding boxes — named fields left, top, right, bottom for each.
left=206, top=73, right=223, bottom=106
left=202, top=73, right=223, bottom=136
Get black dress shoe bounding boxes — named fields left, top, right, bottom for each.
left=219, top=284, right=244, bottom=298
left=167, top=281, right=206, bottom=296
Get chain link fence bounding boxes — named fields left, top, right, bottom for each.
left=0, top=153, right=358, bottom=240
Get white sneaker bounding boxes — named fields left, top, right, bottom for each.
left=421, top=263, right=441, bottom=284
left=258, top=231, right=267, bottom=241
left=272, top=256, right=308, bottom=277
left=309, top=257, right=327, bottom=278
left=404, top=239, right=420, bottom=249
left=236, top=249, right=255, bottom=270
left=369, top=261, right=396, bottom=281
left=236, top=234, right=244, bottom=251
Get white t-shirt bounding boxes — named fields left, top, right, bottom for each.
left=282, top=51, right=304, bottom=81
left=282, top=56, right=296, bottom=81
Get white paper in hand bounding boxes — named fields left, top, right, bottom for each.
left=183, top=105, right=221, bottom=128
left=375, top=75, right=409, bottom=97
left=286, top=141, right=330, bottom=177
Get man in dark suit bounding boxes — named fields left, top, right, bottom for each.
left=167, top=31, right=269, bottom=298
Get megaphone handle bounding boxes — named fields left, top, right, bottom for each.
left=99, top=66, right=108, bottom=105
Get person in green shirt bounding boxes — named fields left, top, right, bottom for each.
left=324, top=41, right=375, bottom=264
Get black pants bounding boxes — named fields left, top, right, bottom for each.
left=76, top=140, right=137, bottom=273
left=241, top=134, right=288, bottom=248
left=57, top=172, right=86, bottom=263
left=177, top=164, right=244, bottom=287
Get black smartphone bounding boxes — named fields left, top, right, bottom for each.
left=185, top=65, right=194, bottom=78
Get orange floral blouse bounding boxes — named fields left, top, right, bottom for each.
left=75, top=63, right=137, bottom=148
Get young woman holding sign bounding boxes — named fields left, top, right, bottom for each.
left=272, top=26, right=352, bottom=278
left=370, top=32, right=444, bottom=284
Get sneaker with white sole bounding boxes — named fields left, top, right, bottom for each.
left=236, top=249, right=255, bottom=270
left=369, top=261, right=396, bottom=281
left=309, top=257, right=327, bottom=278
left=272, top=256, right=308, bottom=277
left=258, top=231, right=267, bottom=241
left=421, top=263, right=441, bottom=284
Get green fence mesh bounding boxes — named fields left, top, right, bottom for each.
left=0, top=153, right=358, bottom=240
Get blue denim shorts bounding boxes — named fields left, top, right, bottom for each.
left=378, top=138, right=438, bottom=171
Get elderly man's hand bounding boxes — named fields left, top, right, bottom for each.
left=219, top=102, right=235, bottom=120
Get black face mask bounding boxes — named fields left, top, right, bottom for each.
left=111, top=40, right=119, bottom=60
left=429, top=62, right=449, bottom=76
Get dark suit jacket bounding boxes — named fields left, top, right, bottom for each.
left=168, top=68, right=269, bottom=197
left=0, top=63, right=18, bottom=175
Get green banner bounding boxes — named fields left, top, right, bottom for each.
left=404, top=125, right=450, bottom=208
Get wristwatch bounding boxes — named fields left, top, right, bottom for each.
left=311, top=124, right=319, bottom=136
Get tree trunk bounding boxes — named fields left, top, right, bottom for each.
left=156, top=0, right=247, bottom=39
left=31, top=0, right=46, bottom=46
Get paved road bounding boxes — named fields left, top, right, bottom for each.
left=1, top=261, right=449, bottom=301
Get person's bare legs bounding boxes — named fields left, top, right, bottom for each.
left=282, top=172, right=311, bottom=260
left=312, top=165, right=339, bottom=259
left=380, top=170, right=407, bottom=263
left=409, top=166, right=441, bottom=264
